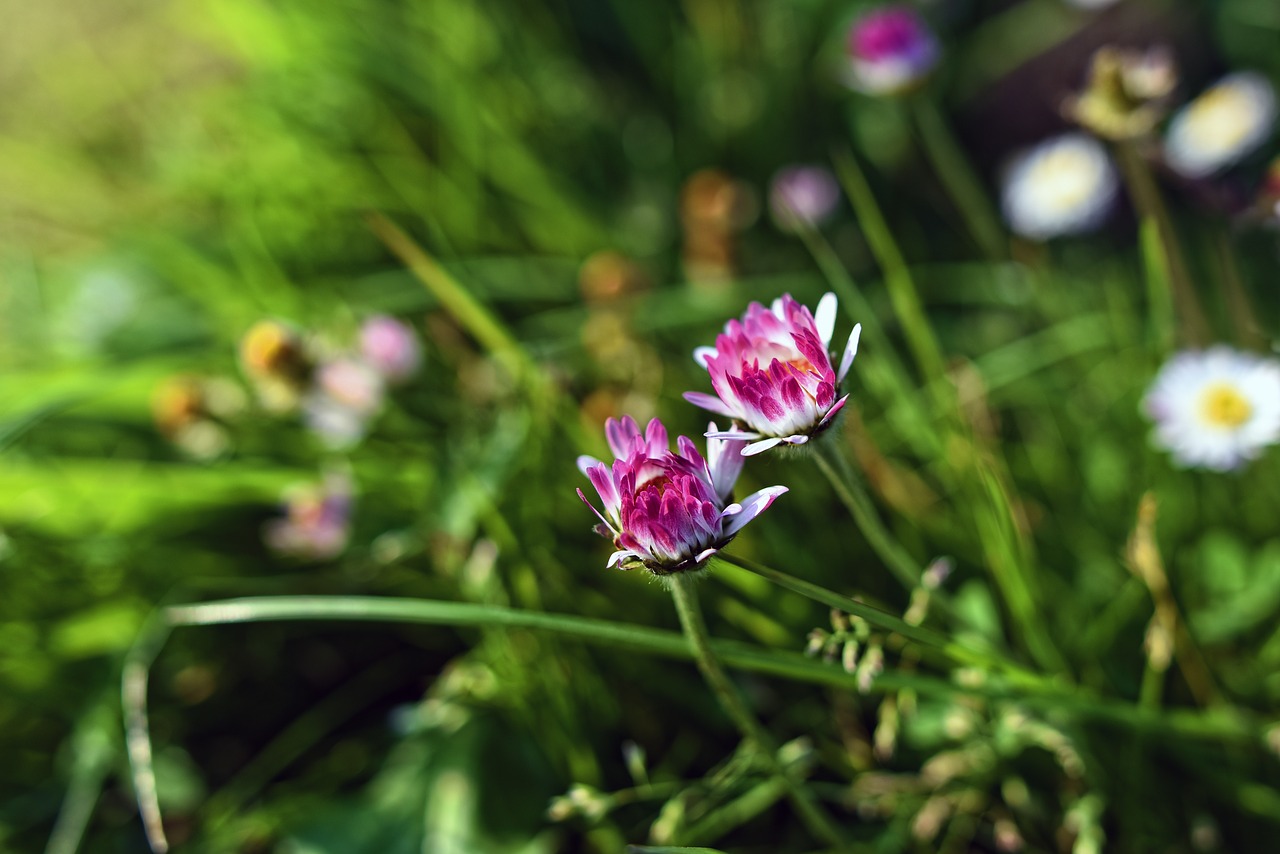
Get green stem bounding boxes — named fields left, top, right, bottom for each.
left=1212, top=224, right=1264, bottom=349
left=154, top=595, right=1267, bottom=742
left=832, top=147, right=946, bottom=384
left=1113, top=143, right=1210, bottom=346
left=811, top=438, right=930, bottom=597
left=910, top=97, right=1007, bottom=260
left=668, top=575, right=846, bottom=848
left=715, top=552, right=1050, bottom=692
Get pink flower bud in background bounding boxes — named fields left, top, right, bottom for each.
left=845, top=6, right=940, bottom=95
left=303, top=358, right=385, bottom=449
left=769, top=165, right=841, bottom=232
left=576, top=416, right=787, bottom=574
left=315, top=358, right=384, bottom=415
left=264, top=474, right=353, bottom=560
left=359, top=314, right=422, bottom=383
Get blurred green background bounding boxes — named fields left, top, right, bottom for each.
left=3, top=0, right=1280, bottom=851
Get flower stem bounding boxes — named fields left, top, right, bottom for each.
left=811, top=437, right=931, bottom=598
left=832, top=146, right=946, bottom=385
left=668, top=574, right=846, bottom=848
left=1113, top=143, right=1210, bottom=346
left=909, top=96, right=1007, bottom=260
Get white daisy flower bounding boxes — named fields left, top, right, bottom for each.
left=1001, top=133, right=1118, bottom=239
left=1165, top=72, right=1277, bottom=179
left=1143, top=347, right=1280, bottom=471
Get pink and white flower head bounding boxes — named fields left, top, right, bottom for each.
left=577, top=416, right=787, bottom=575
left=303, top=358, right=385, bottom=449
left=1142, top=347, right=1280, bottom=472
left=360, top=314, right=422, bottom=383
left=315, top=358, right=385, bottom=415
left=684, top=292, right=861, bottom=456
left=770, top=165, right=841, bottom=232
left=845, top=6, right=940, bottom=96
left=264, top=473, right=353, bottom=560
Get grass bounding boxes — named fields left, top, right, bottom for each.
left=2, top=0, right=1280, bottom=852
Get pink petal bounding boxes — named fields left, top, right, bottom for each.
left=577, top=454, right=601, bottom=477
left=706, top=425, right=745, bottom=501
left=606, top=416, right=642, bottom=459
left=818, top=394, right=850, bottom=429
left=694, top=346, right=719, bottom=368
left=683, top=391, right=738, bottom=419
left=578, top=488, right=619, bottom=535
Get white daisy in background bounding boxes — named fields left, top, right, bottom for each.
left=1164, top=72, right=1277, bottom=179
left=1001, top=133, right=1119, bottom=239
left=1143, top=347, right=1280, bottom=471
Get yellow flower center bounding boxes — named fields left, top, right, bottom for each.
left=1199, top=383, right=1252, bottom=429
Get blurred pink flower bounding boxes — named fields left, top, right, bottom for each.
left=360, top=314, right=422, bottom=383
left=303, top=358, right=385, bottom=448
left=845, top=6, right=940, bottom=95
left=264, top=474, right=353, bottom=560
left=684, top=293, right=861, bottom=456
left=577, top=416, right=787, bottom=574
left=770, top=165, right=841, bottom=232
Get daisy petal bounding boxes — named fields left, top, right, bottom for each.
left=577, top=488, right=619, bottom=535
left=742, top=437, right=784, bottom=456
left=694, top=346, right=719, bottom=369
left=838, top=323, right=861, bottom=384
left=705, top=429, right=762, bottom=441
left=577, top=454, right=602, bottom=477
left=815, top=292, right=837, bottom=348
left=721, top=485, right=788, bottom=535
left=683, top=391, right=738, bottom=419
left=818, top=395, right=850, bottom=428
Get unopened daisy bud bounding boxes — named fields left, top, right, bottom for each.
left=994, top=816, right=1024, bottom=852
left=912, top=796, right=951, bottom=842
left=830, top=608, right=850, bottom=633
left=684, top=292, right=861, bottom=456
left=873, top=695, right=898, bottom=760
left=622, top=741, right=648, bottom=785
left=359, top=315, right=422, bottom=383
left=923, top=556, right=954, bottom=590
left=844, top=6, right=940, bottom=96
left=1001, top=134, right=1118, bottom=240
left=1065, top=46, right=1177, bottom=141
left=576, top=416, right=787, bottom=574
left=1165, top=72, right=1277, bottom=179
left=806, top=629, right=829, bottom=656
left=842, top=639, right=860, bottom=673
left=264, top=473, right=353, bottom=560
left=770, top=165, right=840, bottom=232
left=1142, top=346, right=1280, bottom=471
left=857, top=644, right=884, bottom=694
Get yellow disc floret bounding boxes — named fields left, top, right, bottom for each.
left=1199, top=383, right=1253, bottom=429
